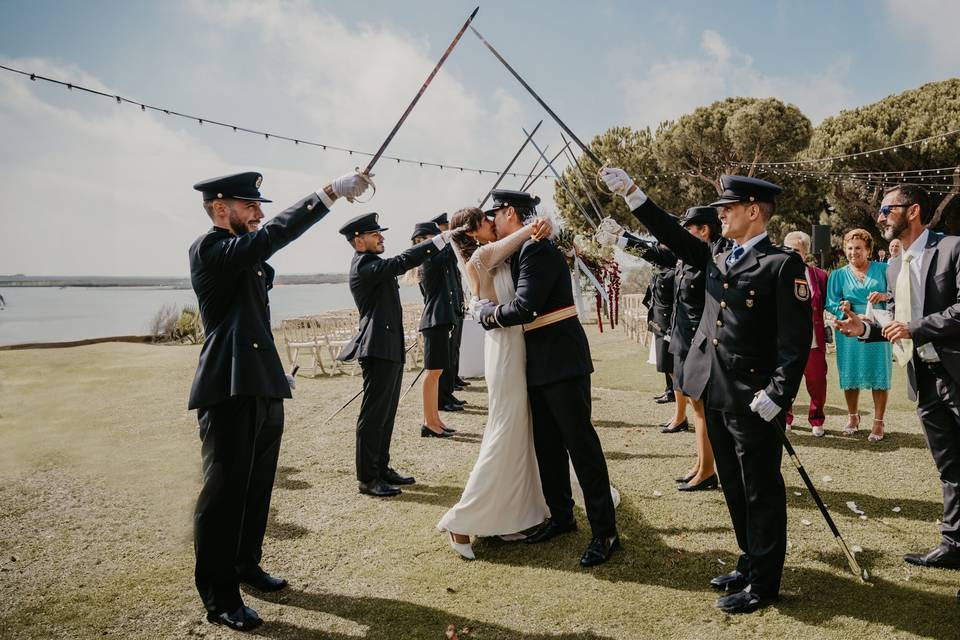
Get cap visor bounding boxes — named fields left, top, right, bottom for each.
left=709, top=197, right=742, bottom=207
left=234, top=196, right=273, bottom=203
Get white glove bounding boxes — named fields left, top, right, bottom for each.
left=749, top=390, right=780, bottom=422
left=600, top=167, right=648, bottom=210
left=285, top=373, right=297, bottom=391
left=330, top=171, right=372, bottom=199
left=598, top=216, right=624, bottom=235
left=594, top=229, right=621, bottom=247
left=467, top=296, right=490, bottom=322
left=441, top=229, right=457, bottom=242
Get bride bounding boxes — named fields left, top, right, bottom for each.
left=437, top=207, right=618, bottom=560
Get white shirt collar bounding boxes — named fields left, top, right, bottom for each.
left=733, top=231, right=768, bottom=254
left=903, top=228, right=929, bottom=262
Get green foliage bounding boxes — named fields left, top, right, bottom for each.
left=554, top=98, right=824, bottom=242
left=149, top=303, right=204, bottom=344
left=807, top=78, right=960, bottom=243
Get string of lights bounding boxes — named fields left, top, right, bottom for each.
left=0, top=63, right=555, bottom=181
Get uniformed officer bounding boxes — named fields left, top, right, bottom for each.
left=431, top=212, right=469, bottom=406
left=337, top=213, right=454, bottom=497
left=601, top=169, right=811, bottom=613
left=599, top=207, right=728, bottom=486
left=478, top=189, right=619, bottom=567
left=188, top=169, right=369, bottom=631
left=409, top=221, right=457, bottom=437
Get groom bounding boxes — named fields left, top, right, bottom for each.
left=478, top=189, right=619, bottom=567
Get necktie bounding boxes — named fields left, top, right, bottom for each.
left=726, top=245, right=744, bottom=267
left=893, top=254, right=914, bottom=367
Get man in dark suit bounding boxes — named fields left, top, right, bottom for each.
left=188, top=170, right=369, bottom=631
left=837, top=184, right=960, bottom=570
left=478, top=189, right=619, bottom=567
left=602, top=169, right=811, bottom=613
left=431, top=212, right=469, bottom=404
left=337, top=213, right=453, bottom=497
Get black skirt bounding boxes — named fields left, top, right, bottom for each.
left=421, top=324, right=452, bottom=370
left=654, top=335, right=673, bottom=374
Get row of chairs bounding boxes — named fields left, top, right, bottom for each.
left=618, top=294, right=651, bottom=346
left=280, top=305, right=425, bottom=376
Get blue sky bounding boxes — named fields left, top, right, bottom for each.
left=1, top=0, right=958, bottom=275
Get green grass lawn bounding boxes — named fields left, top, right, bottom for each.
left=1, top=328, right=958, bottom=639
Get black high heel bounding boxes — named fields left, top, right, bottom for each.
left=674, top=472, right=695, bottom=484
left=421, top=425, right=453, bottom=438
left=677, top=473, right=718, bottom=492
left=442, top=426, right=457, bottom=434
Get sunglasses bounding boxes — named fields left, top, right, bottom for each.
left=878, top=203, right=911, bottom=217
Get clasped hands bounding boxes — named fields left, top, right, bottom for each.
left=833, top=301, right=911, bottom=342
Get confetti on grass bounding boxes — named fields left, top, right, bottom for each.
left=846, top=501, right=865, bottom=515
left=892, top=506, right=902, bottom=513
left=653, top=490, right=663, bottom=497
left=822, top=476, right=833, bottom=483
left=801, top=519, right=812, bottom=526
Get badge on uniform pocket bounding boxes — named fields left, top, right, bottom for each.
left=794, top=278, right=810, bottom=301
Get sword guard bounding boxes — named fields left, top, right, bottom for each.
left=347, top=168, right=377, bottom=204
left=595, top=163, right=617, bottom=197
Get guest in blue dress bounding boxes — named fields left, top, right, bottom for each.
left=826, top=228, right=892, bottom=442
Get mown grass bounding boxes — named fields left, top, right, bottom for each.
left=1, top=328, right=958, bottom=639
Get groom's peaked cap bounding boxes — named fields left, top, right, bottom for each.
left=484, top=189, right=541, bottom=216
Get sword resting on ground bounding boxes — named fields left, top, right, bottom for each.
left=350, top=7, right=480, bottom=202
left=779, top=428, right=870, bottom=583
left=321, top=342, right=418, bottom=425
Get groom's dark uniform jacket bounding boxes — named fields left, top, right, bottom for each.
left=187, top=171, right=329, bottom=614
left=479, top=189, right=615, bottom=541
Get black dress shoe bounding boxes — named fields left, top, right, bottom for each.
left=382, top=467, right=416, bottom=486
left=674, top=473, right=695, bottom=483
left=904, top=544, right=960, bottom=570
left=358, top=479, right=401, bottom=497
left=452, top=398, right=467, bottom=405
left=454, top=384, right=465, bottom=391
left=710, top=570, right=748, bottom=591
left=421, top=425, right=453, bottom=438
left=655, top=392, right=676, bottom=404
left=239, top=567, right=288, bottom=592
left=206, top=606, right=263, bottom=631
left=677, top=474, right=718, bottom=492
left=715, top=588, right=776, bottom=613
left=524, top=518, right=577, bottom=544
left=661, top=419, right=689, bottom=433
left=456, top=377, right=470, bottom=387
left=580, top=534, right=620, bottom=567
left=442, top=426, right=457, bottom=434
left=440, top=403, right=464, bottom=412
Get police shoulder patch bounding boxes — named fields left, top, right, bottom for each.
left=794, top=278, right=810, bottom=301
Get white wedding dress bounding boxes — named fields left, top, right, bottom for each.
left=437, top=225, right=618, bottom=539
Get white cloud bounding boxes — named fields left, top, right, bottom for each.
left=884, top=0, right=960, bottom=66
left=620, top=30, right=855, bottom=129
left=0, top=0, right=542, bottom=276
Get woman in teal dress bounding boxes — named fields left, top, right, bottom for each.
left=826, top=228, right=892, bottom=442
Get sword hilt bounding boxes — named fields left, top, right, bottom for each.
left=347, top=168, right=377, bottom=204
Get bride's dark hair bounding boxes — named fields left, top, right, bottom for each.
left=450, top=207, right=485, bottom=262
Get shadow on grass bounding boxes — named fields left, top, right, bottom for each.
left=605, top=450, right=688, bottom=461
left=475, top=497, right=959, bottom=637
left=275, top=466, right=312, bottom=491
left=786, top=485, right=943, bottom=524
left=266, top=510, right=311, bottom=541
left=594, top=419, right=661, bottom=430
left=394, top=483, right=464, bottom=508
left=785, top=429, right=929, bottom=451
left=254, top=589, right=616, bottom=639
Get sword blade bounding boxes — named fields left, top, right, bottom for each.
left=472, top=26, right=602, bottom=167
left=524, top=129, right=598, bottom=230
left=560, top=133, right=604, bottom=220
left=479, top=119, right=543, bottom=208
left=364, top=7, right=479, bottom=174
left=521, top=141, right=571, bottom=192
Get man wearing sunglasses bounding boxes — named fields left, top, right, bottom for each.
left=837, top=185, right=960, bottom=571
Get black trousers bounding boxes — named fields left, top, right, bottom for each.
left=528, top=375, right=617, bottom=538
left=194, top=396, right=283, bottom=613
left=439, top=317, right=463, bottom=405
left=916, top=362, right=960, bottom=548
left=706, top=407, right=787, bottom=598
left=356, top=357, right=404, bottom=483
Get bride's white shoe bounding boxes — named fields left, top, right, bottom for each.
left=447, top=533, right=475, bottom=560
